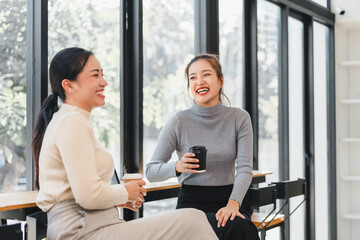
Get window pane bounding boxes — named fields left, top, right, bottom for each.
left=288, top=17, right=305, bottom=240
left=219, top=0, right=244, bottom=108
left=257, top=2, right=280, bottom=238
left=312, top=0, right=327, bottom=8
left=48, top=0, right=121, bottom=172
left=142, top=0, right=194, bottom=215
left=257, top=0, right=280, bottom=183
left=0, top=0, right=27, bottom=193
left=314, top=21, right=329, bottom=240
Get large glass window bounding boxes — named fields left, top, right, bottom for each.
left=257, top=0, right=280, bottom=183
left=142, top=0, right=195, bottom=215
left=288, top=16, right=305, bottom=240
left=48, top=0, right=121, bottom=172
left=0, top=0, right=27, bottom=193
left=313, top=21, right=329, bottom=240
left=219, top=0, right=244, bottom=108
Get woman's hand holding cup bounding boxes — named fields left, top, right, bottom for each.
left=123, top=173, right=147, bottom=206
left=119, top=180, right=146, bottom=212
left=124, top=180, right=146, bottom=202
left=176, top=153, right=200, bottom=174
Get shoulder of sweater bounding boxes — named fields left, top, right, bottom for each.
left=222, top=107, right=252, bottom=132
left=59, top=109, right=87, bottom=120
left=55, top=110, right=92, bottom=131
left=167, top=109, right=191, bottom=122
left=223, top=106, right=250, bottom=119
left=53, top=111, right=94, bottom=145
left=176, top=108, right=192, bottom=115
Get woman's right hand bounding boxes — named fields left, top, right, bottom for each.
left=175, top=153, right=199, bottom=174
left=124, top=180, right=146, bottom=202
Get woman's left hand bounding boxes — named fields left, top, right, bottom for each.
left=215, top=200, right=245, bottom=228
left=117, top=199, right=143, bottom=212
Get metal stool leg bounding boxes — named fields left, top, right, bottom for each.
left=280, top=222, right=285, bottom=240
left=261, top=229, right=266, bottom=240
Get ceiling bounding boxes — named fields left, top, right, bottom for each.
left=331, top=0, right=360, bottom=23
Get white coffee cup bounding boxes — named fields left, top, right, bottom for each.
left=122, top=173, right=143, bottom=183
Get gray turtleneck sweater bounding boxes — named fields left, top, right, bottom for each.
left=146, top=103, right=253, bottom=205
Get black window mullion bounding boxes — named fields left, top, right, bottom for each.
left=244, top=0, right=258, bottom=169
left=279, top=6, right=290, bottom=185
left=26, top=0, right=48, bottom=191
left=120, top=0, right=143, bottom=175
left=327, top=26, right=337, bottom=240
left=195, top=0, right=219, bottom=55
left=279, top=5, right=290, bottom=240
left=303, top=17, right=316, bottom=240
left=120, top=0, right=143, bottom=220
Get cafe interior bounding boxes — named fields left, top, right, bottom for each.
left=1, top=0, right=360, bottom=239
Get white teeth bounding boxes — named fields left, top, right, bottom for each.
left=197, top=88, right=209, bottom=93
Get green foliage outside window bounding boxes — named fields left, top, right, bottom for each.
left=0, top=0, right=27, bottom=193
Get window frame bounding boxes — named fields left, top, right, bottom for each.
left=26, top=0, right=48, bottom=191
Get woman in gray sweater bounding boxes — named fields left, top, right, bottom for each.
left=146, top=54, right=259, bottom=240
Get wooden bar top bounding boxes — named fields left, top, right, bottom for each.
left=252, top=170, right=272, bottom=178
left=143, top=170, right=272, bottom=191
left=0, top=182, right=178, bottom=212
left=0, top=191, right=38, bottom=212
left=0, top=170, right=272, bottom=212
left=0, top=182, right=182, bottom=212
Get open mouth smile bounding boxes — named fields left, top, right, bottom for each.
left=196, top=87, right=209, bottom=95
left=95, top=89, right=105, bottom=98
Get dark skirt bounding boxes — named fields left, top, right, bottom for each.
left=176, top=184, right=259, bottom=240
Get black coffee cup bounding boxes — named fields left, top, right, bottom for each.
left=188, top=146, right=207, bottom=173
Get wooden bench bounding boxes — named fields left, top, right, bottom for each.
left=251, top=212, right=285, bottom=229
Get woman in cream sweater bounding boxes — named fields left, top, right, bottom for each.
left=32, top=47, right=217, bottom=240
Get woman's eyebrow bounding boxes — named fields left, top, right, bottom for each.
left=89, top=69, right=103, bottom=72
left=189, top=69, right=212, bottom=76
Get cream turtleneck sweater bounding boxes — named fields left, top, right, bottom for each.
left=36, top=104, right=128, bottom=212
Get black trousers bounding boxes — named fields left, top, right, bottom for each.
left=176, top=184, right=259, bottom=240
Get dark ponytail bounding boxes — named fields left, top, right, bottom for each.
left=32, top=94, right=59, bottom=189
left=32, top=47, right=93, bottom=190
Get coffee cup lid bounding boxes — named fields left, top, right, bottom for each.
left=123, top=173, right=143, bottom=179
left=189, top=146, right=207, bottom=152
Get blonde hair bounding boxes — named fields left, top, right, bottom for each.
left=184, top=54, right=231, bottom=105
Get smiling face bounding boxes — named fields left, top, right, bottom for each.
left=62, top=55, right=108, bottom=112
left=188, top=59, right=223, bottom=107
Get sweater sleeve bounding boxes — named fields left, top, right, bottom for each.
left=145, top=114, right=179, bottom=182
left=229, top=111, right=253, bottom=205
left=55, top=113, right=128, bottom=210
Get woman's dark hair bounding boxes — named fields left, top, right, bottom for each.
left=184, top=53, right=230, bottom=105
left=32, top=47, right=93, bottom=190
